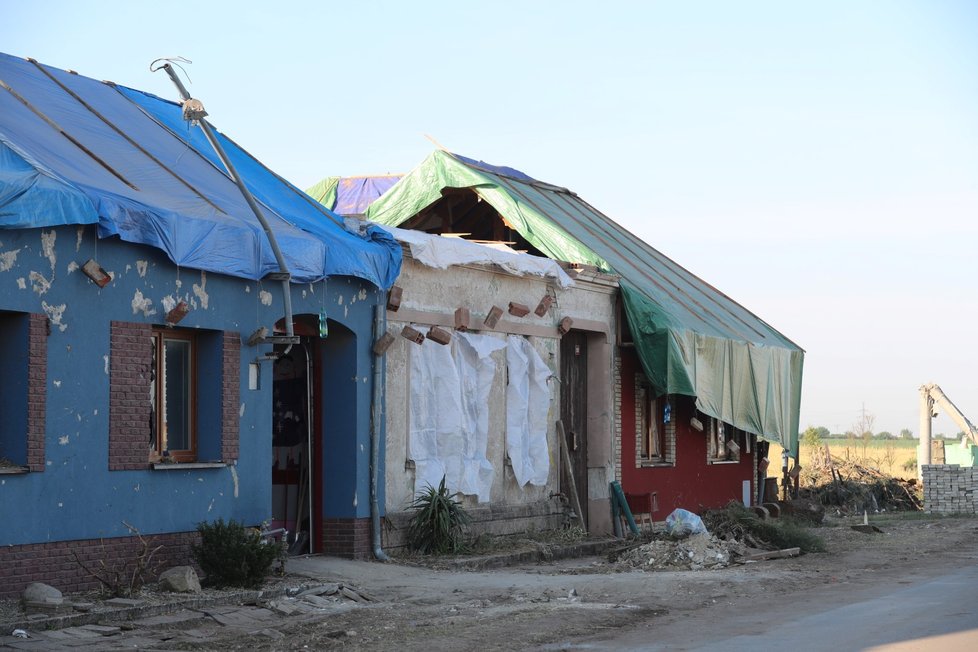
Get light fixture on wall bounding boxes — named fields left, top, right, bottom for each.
left=81, top=259, right=111, bottom=287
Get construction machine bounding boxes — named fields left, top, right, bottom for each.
left=918, top=383, right=978, bottom=476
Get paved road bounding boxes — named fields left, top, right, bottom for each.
left=546, top=563, right=978, bottom=651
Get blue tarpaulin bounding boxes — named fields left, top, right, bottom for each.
left=306, top=175, right=402, bottom=217
left=0, top=53, right=401, bottom=288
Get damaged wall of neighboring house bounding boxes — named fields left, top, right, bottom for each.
left=617, top=349, right=758, bottom=515
left=381, top=253, right=618, bottom=547
left=0, top=225, right=384, bottom=596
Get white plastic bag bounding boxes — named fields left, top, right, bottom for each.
left=664, top=508, right=707, bottom=538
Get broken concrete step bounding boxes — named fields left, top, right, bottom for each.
left=297, top=583, right=339, bottom=597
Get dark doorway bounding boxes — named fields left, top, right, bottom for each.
left=272, top=340, right=314, bottom=554
left=560, top=331, right=589, bottom=528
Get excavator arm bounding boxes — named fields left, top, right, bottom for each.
left=919, top=383, right=978, bottom=476
left=920, top=383, right=978, bottom=447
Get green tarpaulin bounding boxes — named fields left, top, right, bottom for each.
left=366, top=151, right=804, bottom=454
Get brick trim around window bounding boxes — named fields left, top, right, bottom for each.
left=27, top=314, right=47, bottom=472
left=221, top=331, right=240, bottom=462
left=109, top=321, right=153, bottom=471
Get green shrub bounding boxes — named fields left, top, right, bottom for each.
left=406, top=476, right=471, bottom=554
left=192, top=519, right=283, bottom=588
left=703, top=502, right=826, bottom=553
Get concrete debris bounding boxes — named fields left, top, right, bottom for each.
left=22, top=583, right=62, bottom=604
left=616, top=534, right=741, bottom=571
left=104, top=597, right=145, bottom=607
left=298, top=583, right=340, bottom=597
left=158, top=566, right=202, bottom=593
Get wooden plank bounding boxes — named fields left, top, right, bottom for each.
left=741, top=547, right=801, bottom=561
left=557, top=420, right=585, bottom=529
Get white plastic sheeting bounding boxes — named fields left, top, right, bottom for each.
left=505, top=335, right=552, bottom=487
left=378, top=224, right=574, bottom=288
left=409, top=331, right=505, bottom=502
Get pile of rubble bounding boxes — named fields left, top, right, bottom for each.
left=800, top=445, right=922, bottom=513
left=615, top=534, right=744, bottom=571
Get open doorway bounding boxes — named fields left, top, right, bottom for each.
left=272, top=340, right=314, bottom=555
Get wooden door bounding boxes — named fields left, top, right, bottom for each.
left=560, top=331, right=589, bottom=528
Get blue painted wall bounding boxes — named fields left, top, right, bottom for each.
left=0, top=225, right=385, bottom=546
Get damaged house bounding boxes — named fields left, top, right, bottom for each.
left=0, top=53, right=401, bottom=597
left=344, top=150, right=803, bottom=535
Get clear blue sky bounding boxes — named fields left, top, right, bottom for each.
left=4, top=1, right=977, bottom=437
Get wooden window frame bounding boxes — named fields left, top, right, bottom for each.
left=706, top=416, right=741, bottom=464
left=151, top=328, right=198, bottom=463
left=637, top=382, right=675, bottom=467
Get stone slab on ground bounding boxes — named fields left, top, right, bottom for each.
left=204, top=606, right=277, bottom=627
left=133, top=609, right=206, bottom=626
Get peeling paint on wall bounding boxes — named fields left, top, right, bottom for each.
left=59, top=435, right=69, bottom=445
left=239, top=403, right=245, bottom=417
left=16, top=277, right=25, bottom=290
left=358, top=288, right=368, bottom=301
left=53, top=380, right=61, bottom=388
left=103, top=355, right=109, bottom=375
left=67, top=261, right=78, bottom=274
left=244, top=285, right=250, bottom=293
left=259, top=290, right=273, bottom=306
left=162, top=295, right=178, bottom=313
left=41, top=301, right=67, bottom=331
left=337, top=295, right=344, bottom=305
left=193, top=272, right=209, bottom=309
left=136, top=260, right=148, bottom=277
left=229, top=465, right=239, bottom=498
left=0, top=249, right=20, bottom=272
left=131, top=289, right=156, bottom=316
left=40, top=230, right=56, bottom=272
left=75, top=226, right=84, bottom=251
left=29, top=271, right=51, bottom=295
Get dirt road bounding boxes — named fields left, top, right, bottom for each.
left=4, top=514, right=976, bottom=650
left=251, top=514, right=978, bottom=651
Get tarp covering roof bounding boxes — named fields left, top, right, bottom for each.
left=307, top=175, right=401, bottom=217
left=0, top=53, right=400, bottom=288
left=366, top=150, right=804, bottom=452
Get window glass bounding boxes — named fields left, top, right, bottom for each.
left=162, top=338, right=192, bottom=454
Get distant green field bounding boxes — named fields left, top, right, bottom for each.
left=769, top=438, right=920, bottom=480
left=817, top=438, right=918, bottom=449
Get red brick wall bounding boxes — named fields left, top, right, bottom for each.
left=108, top=322, right=153, bottom=471
left=619, top=350, right=756, bottom=513
left=0, top=530, right=199, bottom=599
left=323, top=518, right=372, bottom=559
left=221, top=331, right=240, bottom=462
left=27, top=314, right=47, bottom=472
